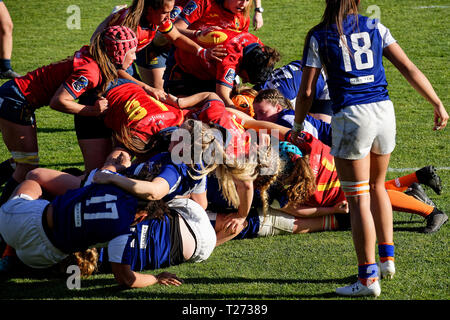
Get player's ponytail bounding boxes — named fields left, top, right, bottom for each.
left=90, top=31, right=119, bottom=95
left=282, top=155, right=316, bottom=204
left=303, top=0, right=360, bottom=64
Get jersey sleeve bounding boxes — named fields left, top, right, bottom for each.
left=216, top=53, right=239, bottom=88
left=107, top=234, right=131, bottom=264
left=63, top=62, right=102, bottom=99
left=179, top=0, right=205, bottom=26
left=377, top=22, right=397, bottom=48
left=157, top=164, right=182, bottom=192
left=303, top=35, right=322, bottom=69
left=191, top=176, right=207, bottom=194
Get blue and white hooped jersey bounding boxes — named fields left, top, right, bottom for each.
left=50, top=184, right=139, bottom=254
left=107, top=215, right=172, bottom=271
left=126, top=152, right=207, bottom=202
left=256, top=60, right=330, bottom=105
left=303, top=14, right=397, bottom=112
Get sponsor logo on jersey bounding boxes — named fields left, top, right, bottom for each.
left=170, top=6, right=182, bottom=20
left=74, top=203, right=82, bottom=227
left=140, top=225, right=149, bottom=249
left=224, top=68, right=236, bottom=84
left=72, top=75, right=89, bottom=93
left=183, top=0, right=198, bottom=16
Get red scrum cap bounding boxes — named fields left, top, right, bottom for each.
left=103, top=26, right=138, bottom=66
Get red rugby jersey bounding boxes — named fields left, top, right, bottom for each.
left=193, top=98, right=250, bottom=157
left=174, top=29, right=262, bottom=88
left=14, top=46, right=102, bottom=108
left=104, top=82, right=184, bottom=143
left=287, top=131, right=346, bottom=207
left=114, top=8, right=173, bottom=52
left=179, top=0, right=249, bottom=32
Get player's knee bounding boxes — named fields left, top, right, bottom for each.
left=0, top=18, right=13, bottom=35
left=25, top=168, right=44, bottom=182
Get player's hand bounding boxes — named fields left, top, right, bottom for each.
left=433, top=103, right=448, bottom=131
left=156, top=272, right=183, bottom=286
left=160, top=93, right=179, bottom=108
left=92, top=171, right=113, bottom=185
left=333, top=200, right=349, bottom=214
left=94, top=97, right=109, bottom=115
left=206, top=45, right=228, bottom=62
left=144, top=85, right=168, bottom=101
left=253, top=13, right=263, bottom=31
left=223, top=214, right=246, bottom=234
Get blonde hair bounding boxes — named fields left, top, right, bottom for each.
left=58, top=248, right=99, bottom=277
left=74, top=248, right=99, bottom=277
left=180, top=119, right=259, bottom=209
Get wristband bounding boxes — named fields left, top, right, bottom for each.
left=194, top=30, right=201, bottom=37
left=292, top=121, right=304, bottom=132
left=197, top=47, right=207, bottom=60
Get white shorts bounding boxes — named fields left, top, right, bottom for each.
left=167, top=198, right=216, bottom=263
left=0, top=195, right=68, bottom=268
left=257, top=207, right=295, bottom=237
left=331, top=100, right=396, bottom=160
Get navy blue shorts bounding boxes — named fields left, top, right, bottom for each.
left=310, top=99, right=333, bottom=116
left=0, top=80, right=35, bottom=125
left=135, top=43, right=170, bottom=70
left=74, top=92, right=112, bottom=140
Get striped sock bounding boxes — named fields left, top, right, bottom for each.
left=358, top=263, right=379, bottom=286
left=322, top=215, right=337, bottom=231
left=378, top=242, right=395, bottom=263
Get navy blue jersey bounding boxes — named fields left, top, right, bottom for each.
left=234, top=208, right=260, bottom=239
left=50, top=184, right=139, bottom=253
left=126, top=152, right=206, bottom=202
left=255, top=60, right=328, bottom=102
left=107, top=215, right=173, bottom=271
left=303, top=15, right=396, bottom=112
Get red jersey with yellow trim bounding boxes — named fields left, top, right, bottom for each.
left=179, top=0, right=249, bottom=32
left=187, top=98, right=250, bottom=157
left=14, top=46, right=102, bottom=108
left=115, top=8, right=174, bottom=52
left=104, top=80, right=184, bottom=143
left=287, top=131, right=345, bottom=207
left=174, top=29, right=262, bottom=88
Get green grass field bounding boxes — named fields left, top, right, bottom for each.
left=0, top=0, right=448, bottom=304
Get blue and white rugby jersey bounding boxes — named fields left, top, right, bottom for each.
left=126, top=152, right=207, bottom=202
left=50, top=184, right=139, bottom=254
left=107, top=215, right=173, bottom=271
left=303, top=14, right=397, bottom=112
left=256, top=60, right=329, bottom=105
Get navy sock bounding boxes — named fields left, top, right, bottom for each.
left=0, top=177, right=19, bottom=206
left=0, top=59, right=12, bottom=72
left=0, top=159, right=15, bottom=186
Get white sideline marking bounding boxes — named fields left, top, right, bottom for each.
left=414, top=5, right=449, bottom=9
left=388, top=167, right=450, bottom=173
